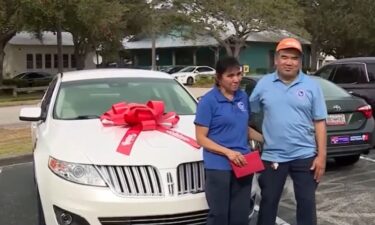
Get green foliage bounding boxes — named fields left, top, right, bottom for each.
left=174, top=0, right=304, bottom=57
left=300, top=0, right=375, bottom=58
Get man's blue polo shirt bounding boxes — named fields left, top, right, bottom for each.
left=249, top=72, right=327, bottom=162
left=194, top=86, right=251, bottom=170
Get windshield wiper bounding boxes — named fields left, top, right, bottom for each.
left=66, top=115, right=100, bottom=120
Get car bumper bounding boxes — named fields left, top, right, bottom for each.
left=38, top=168, right=208, bottom=225
left=175, top=76, right=186, bottom=84
left=327, top=143, right=373, bottom=157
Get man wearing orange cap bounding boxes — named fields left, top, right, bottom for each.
left=250, top=37, right=327, bottom=225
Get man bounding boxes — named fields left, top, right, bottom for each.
left=250, top=38, right=327, bottom=225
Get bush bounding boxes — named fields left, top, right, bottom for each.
left=193, top=76, right=215, bottom=87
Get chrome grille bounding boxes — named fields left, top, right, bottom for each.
left=97, top=165, right=163, bottom=196
left=99, top=210, right=208, bottom=225
left=177, top=161, right=205, bottom=195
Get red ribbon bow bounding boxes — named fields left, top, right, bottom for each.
left=100, top=101, right=200, bottom=155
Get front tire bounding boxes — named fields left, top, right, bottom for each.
left=334, top=155, right=360, bottom=166
left=186, top=77, right=194, bottom=85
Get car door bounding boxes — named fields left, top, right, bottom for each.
left=240, top=78, right=263, bottom=132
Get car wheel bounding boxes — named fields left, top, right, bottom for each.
left=334, top=155, right=360, bottom=166
left=186, top=77, right=194, bottom=85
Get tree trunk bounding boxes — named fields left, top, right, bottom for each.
left=76, top=54, right=86, bottom=70
left=0, top=46, right=5, bottom=85
left=223, top=42, right=233, bottom=57
left=57, top=22, right=63, bottom=74
left=310, top=38, right=319, bottom=72
left=151, top=32, right=156, bottom=71
left=0, top=31, right=16, bottom=85
left=233, top=42, right=244, bottom=59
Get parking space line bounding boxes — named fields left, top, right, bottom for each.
left=360, top=156, right=375, bottom=163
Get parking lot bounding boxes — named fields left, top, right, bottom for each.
left=1, top=152, right=375, bottom=225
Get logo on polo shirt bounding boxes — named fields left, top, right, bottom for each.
left=296, top=89, right=305, bottom=99
left=237, top=102, right=247, bottom=112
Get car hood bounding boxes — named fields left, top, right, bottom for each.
left=45, top=116, right=202, bottom=169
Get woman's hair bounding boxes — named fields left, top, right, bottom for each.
left=215, top=56, right=241, bottom=86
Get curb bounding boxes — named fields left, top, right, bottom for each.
left=0, top=154, right=33, bottom=167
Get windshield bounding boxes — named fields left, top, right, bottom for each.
left=314, top=77, right=350, bottom=98
left=179, top=67, right=196, bottom=72
left=54, top=78, right=197, bottom=120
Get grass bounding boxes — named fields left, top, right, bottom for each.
left=192, top=77, right=215, bottom=88
left=0, top=92, right=43, bottom=107
left=0, top=126, right=32, bottom=159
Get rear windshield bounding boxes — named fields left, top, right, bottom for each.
left=314, top=77, right=350, bottom=98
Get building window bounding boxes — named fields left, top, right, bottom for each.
left=45, top=54, right=52, bottom=69
left=71, top=54, right=76, bottom=68
left=36, top=54, right=43, bottom=69
left=54, top=54, right=58, bottom=68
left=26, top=54, right=33, bottom=69
left=63, top=54, right=69, bottom=68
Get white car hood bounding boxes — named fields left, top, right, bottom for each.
left=45, top=116, right=202, bottom=169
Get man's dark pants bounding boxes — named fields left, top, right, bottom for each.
left=205, top=169, right=253, bottom=225
left=257, top=157, right=318, bottom=225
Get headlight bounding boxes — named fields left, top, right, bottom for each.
left=48, top=157, right=107, bottom=187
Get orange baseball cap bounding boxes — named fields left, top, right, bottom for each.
left=276, top=37, right=303, bottom=53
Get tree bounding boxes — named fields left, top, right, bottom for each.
left=124, top=0, right=179, bottom=70
left=174, top=0, right=304, bottom=58
left=22, top=0, right=127, bottom=70
left=301, top=0, right=375, bottom=60
left=0, top=0, right=22, bottom=84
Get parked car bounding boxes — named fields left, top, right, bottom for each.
left=11, top=71, right=53, bottom=87
left=19, top=69, right=257, bottom=225
left=172, top=66, right=215, bottom=85
left=241, top=75, right=375, bottom=165
left=161, top=65, right=186, bottom=74
left=314, top=57, right=375, bottom=115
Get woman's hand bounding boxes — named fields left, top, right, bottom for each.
left=226, top=150, right=247, bottom=167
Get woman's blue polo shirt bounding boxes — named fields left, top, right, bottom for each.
left=194, top=86, right=251, bottom=170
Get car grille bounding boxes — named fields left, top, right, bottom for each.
left=97, top=165, right=163, bottom=196
left=99, top=210, right=208, bottom=225
left=177, top=161, right=205, bottom=195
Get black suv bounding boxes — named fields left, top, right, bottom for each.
left=314, top=57, right=375, bottom=115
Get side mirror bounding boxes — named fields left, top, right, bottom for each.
left=19, top=107, right=42, bottom=121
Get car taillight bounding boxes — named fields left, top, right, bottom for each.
left=357, top=105, right=372, bottom=119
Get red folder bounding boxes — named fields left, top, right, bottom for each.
left=231, top=151, right=265, bottom=178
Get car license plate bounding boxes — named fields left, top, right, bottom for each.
left=326, top=114, right=346, bottom=126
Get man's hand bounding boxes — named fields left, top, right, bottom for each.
left=226, top=150, right=247, bottom=167
left=310, top=155, right=326, bottom=182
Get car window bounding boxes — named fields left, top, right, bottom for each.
left=314, top=78, right=351, bottom=98
left=365, top=63, right=375, bottom=82
left=332, top=64, right=362, bottom=83
left=197, top=67, right=213, bottom=72
left=54, top=78, right=197, bottom=119
left=315, top=64, right=335, bottom=80
left=240, top=78, right=257, bottom=96
left=179, top=67, right=196, bottom=72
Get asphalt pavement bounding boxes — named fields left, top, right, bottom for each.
left=1, top=153, right=375, bottom=225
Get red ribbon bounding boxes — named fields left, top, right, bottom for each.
left=100, top=101, right=200, bottom=155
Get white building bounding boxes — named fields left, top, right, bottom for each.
left=2, top=32, right=97, bottom=78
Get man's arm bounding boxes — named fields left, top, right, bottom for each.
left=310, top=120, right=327, bottom=182
left=249, top=127, right=263, bottom=143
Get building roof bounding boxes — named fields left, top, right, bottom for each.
left=8, top=31, right=74, bottom=46
left=123, top=30, right=310, bottom=49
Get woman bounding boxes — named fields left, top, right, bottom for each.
left=194, top=56, right=263, bottom=225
